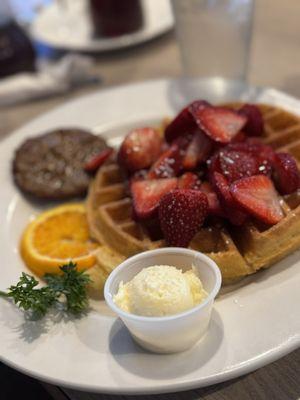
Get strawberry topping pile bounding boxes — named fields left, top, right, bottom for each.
left=116, top=101, right=300, bottom=247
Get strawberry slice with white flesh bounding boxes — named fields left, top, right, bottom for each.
left=200, top=181, right=223, bottom=217
left=148, top=142, right=182, bottom=179
left=182, top=130, right=213, bottom=170
left=178, top=172, right=202, bottom=190
left=164, top=100, right=210, bottom=143
left=164, top=107, right=196, bottom=143
left=190, top=106, right=247, bottom=143
left=84, top=148, right=113, bottom=172
left=230, top=175, right=284, bottom=225
left=212, top=172, right=247, bottom=225
left=131, top=178, right=178, bottom=219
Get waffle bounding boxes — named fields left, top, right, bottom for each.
left=87, top=104, right=300, bottom=283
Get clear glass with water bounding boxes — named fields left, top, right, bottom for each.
left=172, top=0, right=254, bottom=81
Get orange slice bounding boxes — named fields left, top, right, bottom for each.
left=20, top=203, right=98, bottom=276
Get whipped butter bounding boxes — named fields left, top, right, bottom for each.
left=113, top=265, right=207, bottom=317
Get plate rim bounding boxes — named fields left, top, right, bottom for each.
left=1, top=339, right=298, bottom=395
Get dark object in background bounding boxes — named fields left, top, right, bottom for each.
left=0, top=362, right=53, bottom=400
left=0, top=21, right=36, bottom=78
left=90, top=0, right=144, bottom=38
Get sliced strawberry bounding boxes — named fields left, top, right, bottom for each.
left=231, top=175, right=284, bottom=225
left=200, top=181, right=223, bottom=216
left=164, top=107, right=196, bottom=143
left=158, top=189, right=208, bottom=247
left=227, top=138, right=273, bottom=157
left=207, top=152, right=222, bottom=181
left=272, top=152, right=300, bottom=194
left=238, top=104, right=264, bottom=136
left=118, top=127, right=162, bottom=172
left=231, top=131, right=246, bottom=143
left=130, top=169, right=148, bottom=182
left=148, top=142, right=183, bottom=179
left=218, top=149, right=260, bottom=183
left=226, top=139, right=275, bottom=177
left=182, top=130, right=213, bottom=170
left=208, top=147, right=259, bottom=184
left=179, top=172, right=202, bottom=190
left=190, top=106, right=247, bottom=143
left=84, top=148, right=113, bottom=172
left=256, top=155, right=273, bottom=177
left=164, top=100, right=210, bottom=143
left=131, top=178, right=178, bottom=219
left=211, top=172, right=247, bottom=225
left=188, top=100, right=210, bottom=125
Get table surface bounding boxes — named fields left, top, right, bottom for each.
left=1, top=0, right=300, bottom=399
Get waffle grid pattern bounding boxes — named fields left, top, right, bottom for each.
left=87, top=104, right=300, bottom=283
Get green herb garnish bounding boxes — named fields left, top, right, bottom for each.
left=0, top=262, right=91, bottom=319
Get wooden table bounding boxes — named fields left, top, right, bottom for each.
left=1, top=0, right=300, bottom=399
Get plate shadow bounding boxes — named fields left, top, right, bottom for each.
left=108, top=309, right=224, bottom=381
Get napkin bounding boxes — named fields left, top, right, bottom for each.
left=0, top=54, right=99, bottom=107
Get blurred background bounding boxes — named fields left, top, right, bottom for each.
left=1, top=0, right=300, bottom=143
left=10, top=0, right=52, bottom=24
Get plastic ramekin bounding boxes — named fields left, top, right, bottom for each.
left=104, top=248, right=222, bottom=353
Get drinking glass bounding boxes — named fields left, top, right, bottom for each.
left=172, top=0, right=254, bottom=81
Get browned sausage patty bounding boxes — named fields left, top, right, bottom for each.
left=12, top=128, right=110, bottom=199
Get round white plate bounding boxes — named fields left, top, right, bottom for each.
left=31, top=0, right=174, bottom=52
left=0, top=78, right=299, bottom=395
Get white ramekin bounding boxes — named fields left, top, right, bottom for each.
left=104, top=248, right=222, bottom=354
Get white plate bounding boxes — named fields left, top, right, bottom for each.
left=0, top=78, right=299, bottom=395
left=31, top=0, right=174, bottom=52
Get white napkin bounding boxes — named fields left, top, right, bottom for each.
left=0, top=54, right=99, bottom=107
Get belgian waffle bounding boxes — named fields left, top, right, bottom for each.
left=87, top=104, right=300, bottom=283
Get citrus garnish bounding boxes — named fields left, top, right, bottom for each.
left=20, top=203, right=98, bottom=276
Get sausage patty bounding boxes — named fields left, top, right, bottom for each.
left=12, top=128, right=110, bottom=199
